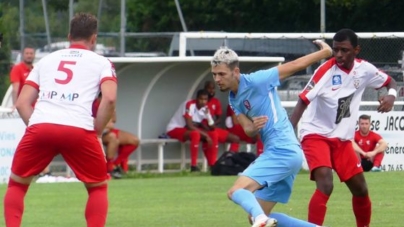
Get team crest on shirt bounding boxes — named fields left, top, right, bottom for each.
left=243, top=100, right=251, bottom=110
left=354, top=79, right=360, bottom=89
left=332, top=75, right=342, bottom=85
left=366, top=140, right=370, bottom=145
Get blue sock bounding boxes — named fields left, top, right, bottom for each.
left=231, top=189, right=264, bottom=219
left=269, top=212, right=317, bottom=227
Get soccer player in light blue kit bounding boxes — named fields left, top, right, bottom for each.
left=211, top=40, right=332, bottom=227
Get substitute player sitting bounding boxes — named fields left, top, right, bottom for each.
left=92, top=94, right=139, bottom=178
left=166, top=89, right=219, bottom=172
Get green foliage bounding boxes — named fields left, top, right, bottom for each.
left=0, top=6, right=12, bottom=99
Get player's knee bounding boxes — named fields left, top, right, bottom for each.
left=128, top=135, right=140, bottom=146
left=228, top=134, right=240, bottom=143
left=317, top=179, right=334, bottom=195
left=189, top=130, right=201, bottom=141
left=227, top=187, right=236, bottom=200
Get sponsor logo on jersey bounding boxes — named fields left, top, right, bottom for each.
left=354, top=79, right=360, bottom=89
left=39, top=91, right=80, bottom=101
left=243, top=100, right=251, bottom=110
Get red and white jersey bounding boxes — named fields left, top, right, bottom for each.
left=25, top=44, right=117, bottom=130
left=299, top=58, right=390, bottom=140
left=166, top=100, right=208, bottom=132
left=208, top=97, right=222, bottom=117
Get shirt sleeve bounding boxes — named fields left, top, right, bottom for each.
left=183, top=101, right=193, bottom=119
left=25, top=65, right=40, bottom=90
left=364, top=63, right=391, bottom=89
left=100, top=58, right=118, bottom=85
left=372, top=132, right=382, bottom=143
left=10, top=65, right=21, bottom=83
left=244, top=68, right=280, bottom=92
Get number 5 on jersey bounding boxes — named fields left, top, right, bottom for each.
left=56, top=61, right=77, bottom=84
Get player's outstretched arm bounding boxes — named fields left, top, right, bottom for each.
left=289, top=98, right=308, bottom=129
left=277, top=40, right=332, bottom=80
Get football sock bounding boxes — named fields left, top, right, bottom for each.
left=120, top=158, right=129, bottom=172
left=106, top=158, right=114, bottom=172
left=352, top=195, right=371, bottom=227
left=228, top=143, right=240, bottom=152
left=206, top=131, right=218, bottom=166
left=269, top=212, right=318, bottom=227
left=231, top=189, right=264, bottom=219
left=4, top=179, right=29, bottom=227
left=113, top=144, right=137, bottom=168
left=189, top=130, right=200, bottom=166
left=308, top=189, right=329, bottom=225
left=85, top=184, right=108, bottom=227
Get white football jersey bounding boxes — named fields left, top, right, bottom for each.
left=166, top=100, right=208, bottom=132
left=299, top=58, right=390, bottom=140
left=25, top=44, right=117, bottom=130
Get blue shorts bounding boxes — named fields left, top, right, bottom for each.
left=241, top=144, right=303, bottom=204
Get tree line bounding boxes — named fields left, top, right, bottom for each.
left=0, top=0, right=403, bottom=97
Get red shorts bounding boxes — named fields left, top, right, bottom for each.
left=167, top=128, right=188, bottom=142
left=228, top=124, right=256, bottom=144
left=215, top=127, right=230, bottom=143
left=301, top=134, right=363, bottom=182
left=12, top=123, right=108, bottom=183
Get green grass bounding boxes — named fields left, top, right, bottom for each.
left=0, top=171, right=403, bottom=227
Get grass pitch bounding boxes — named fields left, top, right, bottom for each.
left=0, top=171, right=403, bottom=226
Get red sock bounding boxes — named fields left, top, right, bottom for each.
left=205, top=130, right=218, bottom=166
left=228, top=143, right=239, bottom=152
left=85, top=184, right=108, bottom=227
left=189, top=130, right=200, bottom=166
left=113, top=145, right=137, bottom=168
left=120, top=158, right=129, bottom=172
left=256, top=140, right=263, bottom=156
left=352, top=195, right=371, bottom=227
left=308, top=189, right=330, bottom=225
left=106, top=158, right=114, bottom=172
left=4, top=179, right=29, bottom=227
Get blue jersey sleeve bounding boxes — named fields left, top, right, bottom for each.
left=244, top=68, right=280, bottom=92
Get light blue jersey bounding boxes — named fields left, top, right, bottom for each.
left=229, top=67, right=303, bottom=203
left=229, top=67, right=299, bottom=150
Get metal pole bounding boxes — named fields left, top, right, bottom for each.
left=69, top=0, right=74, bottom=24
left=19, top=0, right=25, bottom=52
left=41, top=0, right=52, bottom=48
left=97, top=0, right=104, bottom=29
left=320, top=0, right=326, bottom=33
left=174, top=0, right=194, bottom=56
left=120, top=0, right=126, bottom=57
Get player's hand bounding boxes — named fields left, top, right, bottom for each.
left=252, top=116, right=268, bottom=131
left=377, top=95, right=395, bottom=113
left=205, top=136, right=213, bottom=147
left=313, top=39, right=333, bottom=57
